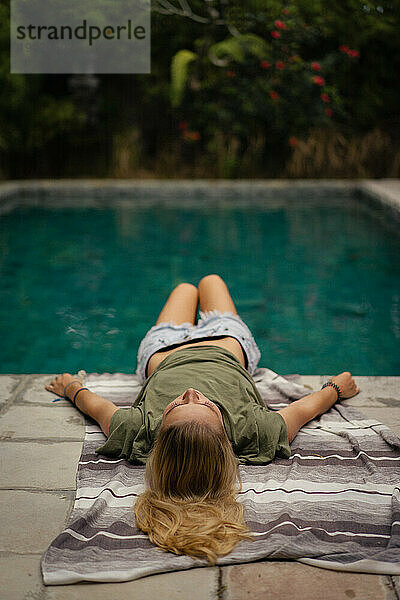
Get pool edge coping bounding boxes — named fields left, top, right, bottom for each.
left=0, top=178, right=399, bottom=219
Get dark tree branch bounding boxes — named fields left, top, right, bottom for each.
left=152, top=0, right=229, bottom=26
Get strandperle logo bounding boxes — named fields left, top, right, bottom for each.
left=11, top=0, right=150, bottom=74
left=15, top=19, right=146, bottom=47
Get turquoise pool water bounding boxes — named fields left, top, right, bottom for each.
left=0, top=197, right=399, bottom=375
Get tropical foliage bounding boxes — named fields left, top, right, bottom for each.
left=0, top=0, right=399, bottom=178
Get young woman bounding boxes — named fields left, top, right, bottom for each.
left=45, top=274, right=360, bottom=564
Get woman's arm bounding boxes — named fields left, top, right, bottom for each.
left=278, top=371, right=360, bottom=443
left=45, top=373, right=119, bottom=437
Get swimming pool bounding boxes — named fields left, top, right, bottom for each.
left=1, top=189, right=399, bottom=375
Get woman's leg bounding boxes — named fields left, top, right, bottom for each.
left=197, top=274, right=238, bottom=314
left=197, top=274, right=247, bottom=368
left=155, top=283, right=198, bottom=326
left=144, top=283, right=198, bottom=379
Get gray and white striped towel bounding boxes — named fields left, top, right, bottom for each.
left=41, top=369, right=400, bottom=585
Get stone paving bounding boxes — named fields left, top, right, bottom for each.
left=0, top=373, right=399, bottom=600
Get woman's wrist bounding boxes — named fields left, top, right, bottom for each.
left=63, top=379, right=82, bottom=398
left=64, top=380, right=84, bottom=403
left=321, top=380, right=341, bottom=401
left=320, top=384, right=339, bottom=400
left=306, top=385, right=338, bottom=419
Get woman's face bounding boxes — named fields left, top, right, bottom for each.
left=162, top=388, right=224, bottom=430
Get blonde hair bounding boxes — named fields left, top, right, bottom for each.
left=134, top=420, right=253, bottom=564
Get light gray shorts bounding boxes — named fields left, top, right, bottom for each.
left=135, top=309, right=261, bottom=384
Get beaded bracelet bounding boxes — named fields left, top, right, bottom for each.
left=63, top=379, right=82, bottom=399
left=321, top=380, right=342, bottom=401
left=73, top=387, right=89, bottom=406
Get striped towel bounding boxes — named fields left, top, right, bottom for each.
left=41, top=370, right=400, bottom=585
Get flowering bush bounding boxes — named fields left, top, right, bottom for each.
left=4, top=0, right=398, bottom=179
left=170, top=2, right=362, bottom=155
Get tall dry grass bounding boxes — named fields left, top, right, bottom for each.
left=284, top=127, right=400, bottom=178
left=109, top=126, right=400, bottom=178
left=111, top=129, right=142, bottom=178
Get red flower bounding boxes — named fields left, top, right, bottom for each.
left=269, top=90, right=280, bottom=100
left=311, top=62, right=321, bottom=71
left=321, top=93, right=330, bottom=103
left=282, top=8, right=290, bottom=15
left=339, top=45, right=360, bottom=58
left=178, top=121, right=188, bottom=130
left=347, top=49, right=360, bottom=58
left=271, top=30, right=281, bottom=39
left=289, top=137, right=298, bottom=147
left=274, top=20, right=287, bottom=29
left=312, top=75, right=325, bottom=86
left=227, top=70, right=236, bottom=78
left=183, top=130, right=201, bottom=141
left=260, top=60, right=271, bottom=69
left=276, top=61, right=285, bottom=70
left=325, top=108, right=333, bottom=117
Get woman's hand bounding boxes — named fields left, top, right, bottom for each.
left=330, top=371, right=360, bottom=399
left=46, top=373, right=119, bottom=437
left=45, top=373, right=83, bottom=398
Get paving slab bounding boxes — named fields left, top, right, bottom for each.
left=0, top=490, right=71, bottom=552
left=0, top=375, right=20, bottom=408
left=0, top=555, right=46, bottom=600
left=0, top=441, right=83, bottom=489
left=221, top=562, right=397, bottom=600
left=359, top=179, right=400, bottom=214
left=0, top=405, right=84, bottom=440
left=46, top=567, right=219, bottom=600
left=19, top=374, right=72, bottom=405
left=393, top=576, right=400, bottom=597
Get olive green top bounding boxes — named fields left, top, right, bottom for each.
left=96, top=345, right=290, bottom=465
